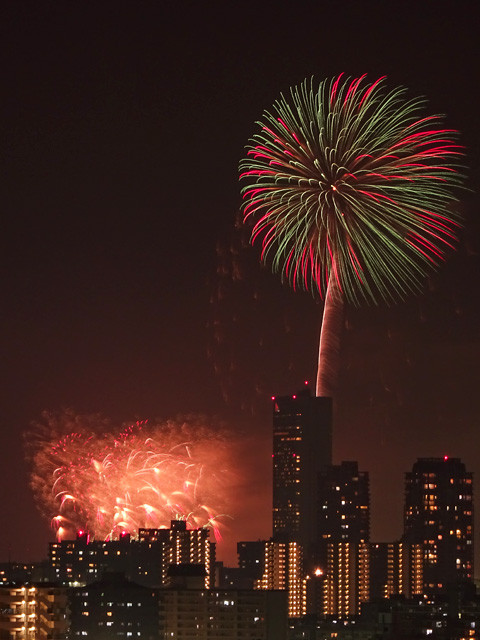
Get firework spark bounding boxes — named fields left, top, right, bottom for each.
left=27, top=411, right=233, bottom=541
left=239, top=74, right=465, bottom=395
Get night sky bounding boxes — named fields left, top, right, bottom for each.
left=1, top=2, right=479, bottom=571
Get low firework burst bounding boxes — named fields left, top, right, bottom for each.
left=27, top=411, right=233, bottom=541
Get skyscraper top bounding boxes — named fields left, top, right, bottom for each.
left=272, top=391, right=332, bottom=560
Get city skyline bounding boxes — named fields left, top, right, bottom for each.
left=1, top=2, right=479, bottom=573
left=2, top=450, right=474, bottom=622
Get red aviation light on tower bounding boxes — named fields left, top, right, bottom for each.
left=77, top=529, right=90, bottom=543
left=444, top=455, right=449, bottom=461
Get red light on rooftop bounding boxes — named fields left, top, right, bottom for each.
left=304, top=380, right=308, bottom=385
left=271, top=396, right=275, bottom=401
left=444, top=455, right=449, bottom=461
left=292, top=395, right=296, bottom=399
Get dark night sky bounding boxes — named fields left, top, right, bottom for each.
left=1, top=2, right=479, bottom=570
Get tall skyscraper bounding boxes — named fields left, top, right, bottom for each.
left=403, top=457, right=474, bottom=598
left=315, top=461, right=370, bottom=617
left=272, top=386, right=332, bottom=560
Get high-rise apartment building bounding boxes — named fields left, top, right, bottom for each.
left=369, top=541, right=423, bottom=600
left=255, top=540, right=307, bottom=618
left=317, top=461, right=370, bottom=549
left=163, top=520, right=215, bottom=588
left=49, top=520, right=215, bottom=588
left=272, top=387, right=332, bottom=560
left=403, top=457, right=474, bottom=597
left=324, top=542, right=370, bottom=617
left=311, top=461, right=370, bottom=617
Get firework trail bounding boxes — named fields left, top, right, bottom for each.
left=240, top=74, right=465, bottom=397
left=27, top=410, right=234, bottom=541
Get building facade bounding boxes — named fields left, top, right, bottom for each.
left=272, top=387, right=332, bottom=561
left=369, top=541, right=423, bottom=600
left=255, top=540, right=307, bottom=619
left=311, top=461, right=370, bottom=617
left=0, top=584, right=68, bottom=640
left=49, top=521, right=215, bottom=589
left=316, top=461, right=369, bottom=562
left=0, top=585, right=37, bottom=639
left=403, top=457, right=474, bottom=598
left=159, top=588, right=287, bottom=640
left=324, top=542, right=370, bottom=617
left=69, top=572, right=159, bottom=639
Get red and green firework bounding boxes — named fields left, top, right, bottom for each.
left=239, top=74, right=464, bottom=307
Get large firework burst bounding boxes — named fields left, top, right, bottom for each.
left=239, top=74, right=465, bottom=395
left=27, top=411, right=234, bottom=541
